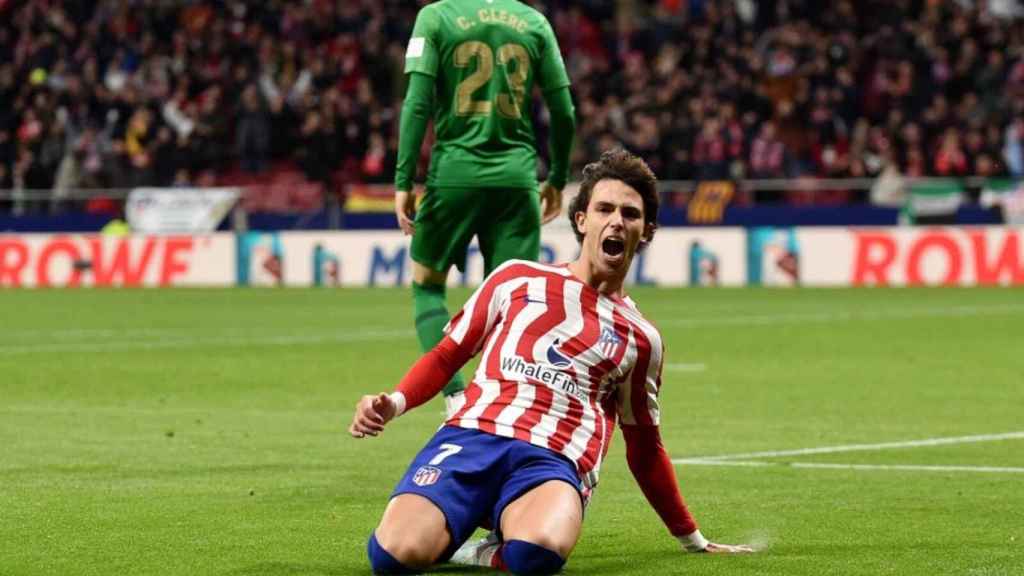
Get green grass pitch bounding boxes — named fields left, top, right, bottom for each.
left=2, top=287, right=1023, bottom=575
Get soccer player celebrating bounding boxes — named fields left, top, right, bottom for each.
left=395, top=0, right=576, bottom=414
left=351, top=149, right=754, bottom=575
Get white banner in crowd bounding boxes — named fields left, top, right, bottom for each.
left=0, top=233, right=235, bottom=287
left=126, top=187, right=240, bottom=234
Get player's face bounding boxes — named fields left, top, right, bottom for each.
left=575, top=179, right=648, bottom=276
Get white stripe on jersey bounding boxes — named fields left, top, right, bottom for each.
left=616, top=325, right=640, bottom=425
left=447, top=260, right=523, bottom=347
left=529, top=279, right=584, bottom=366
left=616, top=306, right=663, bottom=426
left=491, top=277, right=548, bottom=437
left=458, top=379, right=501, bottom=429
left=447, top=284, right=481, bottom=345
left=498, top=277, right=548, bottom=381
left=563, top=298, right=616, bottom=465
left=633, top=314, right=664, bottom=425
left=472, top=277, right=529, bottom=385
left=528, top=279, right=584, bottom=449
left=494, top=382, right=534, bottom=438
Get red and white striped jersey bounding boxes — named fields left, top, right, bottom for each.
left=444, top=260, right=664, bottom=494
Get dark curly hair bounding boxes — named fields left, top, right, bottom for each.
left=568, top=148, right=659, bottom=249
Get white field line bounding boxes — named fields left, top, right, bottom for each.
left=673, top=431, right=1024, bottom=474
left=0, top=328, right=175, bottom=340
left=682, top=431, right=1024, bottom=462
left=674, top=459, right=1024, bottom=474
left=2, top=303, right=1022, bottom=355
left=661, top=304, right=1024, bottom=327
left=0, top=329, right=416, bottom=355
left=664, top=363, right=707, bottom=372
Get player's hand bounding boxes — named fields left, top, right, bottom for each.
left=348, top=393, right=398, bottom=438
left=700, top=542, right=756, bottom=554
left=395, top=190, right=416, bottom=235
left=539, top=181, right=562, bottom=225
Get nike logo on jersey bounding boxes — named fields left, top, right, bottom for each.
left=517, top=294, right=546, bottom=306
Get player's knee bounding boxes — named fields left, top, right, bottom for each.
left=367, top=532, right=424, bottom=574
left=411, top=263, right=447, bottom=286
left=502, top=539, right=566, bottom=575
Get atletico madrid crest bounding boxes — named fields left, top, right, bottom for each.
left=412, top=465, right=442, bottom=486
left=598, top=328, right=622, bottom=358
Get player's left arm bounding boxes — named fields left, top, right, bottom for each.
left=618, top=336, right=754, bottom=553
left=536, top=16, right=575, bottom=224
left=539, top=86, right=575, bottom=224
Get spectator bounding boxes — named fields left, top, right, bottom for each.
left=1, top=0, right=1023, bottom=214
left=235, top=84, right=270, bottom=174
left=749, top=122, right=787, bottom=179
left=934, top=129, right=969, bottom=177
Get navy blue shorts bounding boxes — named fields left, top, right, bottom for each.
left=391, top=425, right=582, bottom=558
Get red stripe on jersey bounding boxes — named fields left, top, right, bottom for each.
left=629, top=324, right=655, bottom=426
left=454, top=263, right=532, bottom=351
left=601, top=394, right=619, bottom=455
left=559, top=285, right=599, bottom=359
left=590, top=308, right=632, bottom=389
left=476, top=380, right=519, bottom=435
left=449, top=380, right=485, bottom=423
left=515, top=276, right=566, bottom=363
left=511, top=378, right=554, bottom=443
left=484, top=284, right=530, bottom=379
left=547, top=393, right=584, bottom=454
left=578, top=310, right=632, bottom=474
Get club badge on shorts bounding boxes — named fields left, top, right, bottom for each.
left=412, top=465, right=442, bottom=486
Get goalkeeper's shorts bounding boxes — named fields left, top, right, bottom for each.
left=410, top=186, right=541, bottom=274
left=389, top=425, right=582, bottom=560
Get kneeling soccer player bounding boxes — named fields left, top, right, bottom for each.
left=349, top=149, right=754, bottom=575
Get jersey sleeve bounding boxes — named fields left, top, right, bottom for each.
left=616, top=326, right=663, bottom=427
left=405, top=5, right=441, bottom=77
left=444, top=260, right=525, bottom=355
left=535, top=16, right=570, bottom=93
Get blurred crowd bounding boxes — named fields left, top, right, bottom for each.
left=2, top=0, right=1024, bottom=212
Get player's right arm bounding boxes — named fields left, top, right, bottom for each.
left=394, top=6, right=441, bottom=234
left=394, top=73, right=434, bottom=235
left=348, top=336, right=467, bottom=438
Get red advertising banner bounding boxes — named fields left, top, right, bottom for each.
left=0, top=234, right=236, bottom=287
left=796, top=227, right=1024, bottom=286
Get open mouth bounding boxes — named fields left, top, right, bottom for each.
left=601, top=237, right=625, bottom=257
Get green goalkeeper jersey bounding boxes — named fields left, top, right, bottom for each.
left=404, top=0, right=571, bottom=189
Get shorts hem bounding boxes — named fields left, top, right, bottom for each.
left=408, top=252, right=455, bottom=275
left=493, top=476, right=584, bottom=536
left=389, top=489, right=466, bottom=561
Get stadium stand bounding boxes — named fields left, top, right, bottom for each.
left=1, top=0, right=1022, bottom=217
